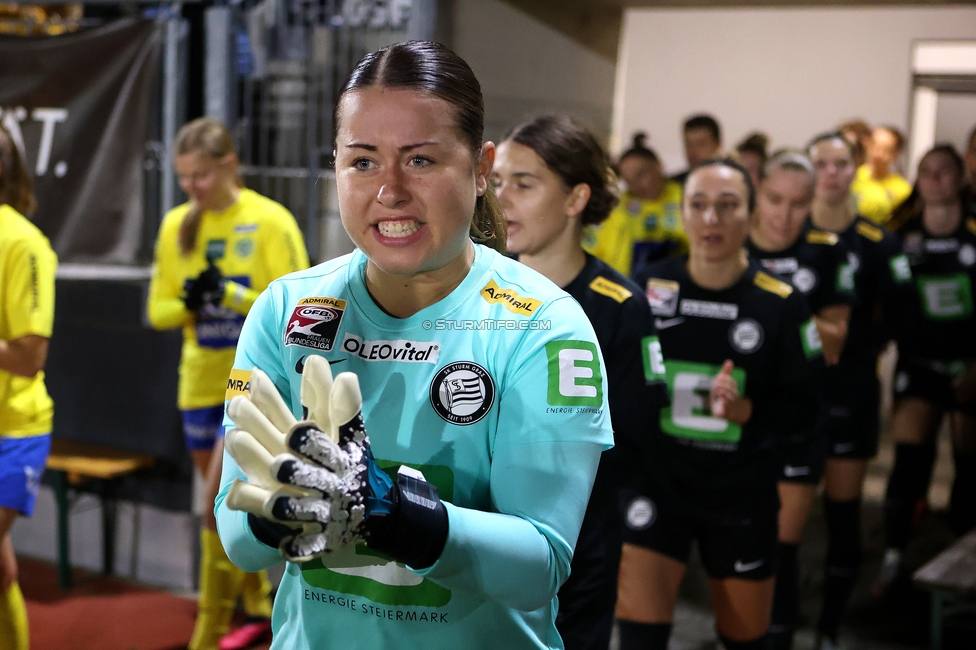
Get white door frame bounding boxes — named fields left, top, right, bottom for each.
left=908, top=40, right=976, bottom=180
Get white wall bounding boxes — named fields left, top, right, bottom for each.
left=452, top=0, right=617, bottom=143
left=614, top=6, right=976, bottom=174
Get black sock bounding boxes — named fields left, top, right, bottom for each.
left=769, top=542, right=799, bottom=650
left=818, top=497, right=861, bottom=640
left=948, top=451, right=976, bottom=536
left=718, top=632, right=771, bottom=650
left=884, top=443, right=936, bottom=549
left=618, top=621, right=671, bottom=650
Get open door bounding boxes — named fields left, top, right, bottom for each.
left=908, top=40, right=976, bottom=180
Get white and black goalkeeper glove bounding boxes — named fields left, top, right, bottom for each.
left=223, top=355, right=448, bottom=567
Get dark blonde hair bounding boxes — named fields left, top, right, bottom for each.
left=174, top=117, right=240, bottom=256
left=0, top=123, right=37, bottom=217
left=337, top=41, right=506, bottom=253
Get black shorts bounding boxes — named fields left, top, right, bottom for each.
left=621, top=491, right=777, bottom=580
left=894, top=356, right=976, bottom=415
left=779, top=433, right=827, bottom=485
left=823, top=362, right=880, bottom=459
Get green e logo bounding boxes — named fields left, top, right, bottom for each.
left=546, top=340, right=603, bottom=406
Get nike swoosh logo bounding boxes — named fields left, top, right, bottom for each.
left=295, top=356, right=346, bottom=374
left=783, top=465, right=810, bottom=477
left=734, top=559, right=765, bottom=573
left=654, top=317, right=685, bottom=330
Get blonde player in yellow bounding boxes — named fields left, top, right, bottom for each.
left=585, top=133, right=687, bottom=280
left=0, top=123, right=57, bottom=650
left=148, top=117, right=309, bottom=650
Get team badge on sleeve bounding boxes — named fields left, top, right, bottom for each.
left=429, top=362, right=495, bottom=425
left=646, top=279, right=680, bottom=316
left=284, top=297, right=346, bottom=350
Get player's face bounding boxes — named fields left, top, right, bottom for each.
left=868, top=128, right=900, bottom=169
left=618, top=155, right=664, bottom=200
left=810, top=139, right=856, bottom=205
left=754, top=169, right=814, bottom=249
left=175, top=151, right=236, bottom=211
left=492, top=140, right=574, bottom=256
left=683, top=165, right=750, bottom=263
left=335, top=87, right=493, bottom=277
left=917, top=151, right=962, bottom=207
left=684, top=128, right=720, bottom=168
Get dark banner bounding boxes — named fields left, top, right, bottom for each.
left=0, top=19, right=161, bottom=264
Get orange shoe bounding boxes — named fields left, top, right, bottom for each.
left=218, top=620, right=272, bottom=650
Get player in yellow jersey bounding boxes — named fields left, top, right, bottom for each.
left=851, top=126, right=912, bottom=226
left=584, top=133, right=687, bottom=280
left=0, top=123, right=57, bottom=650
left=147, top=117, right=309, bottom=650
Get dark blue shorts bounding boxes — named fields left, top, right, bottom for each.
left=182, top=406, right=225, bottom=452
left=0, top=433, right=51, bottom=516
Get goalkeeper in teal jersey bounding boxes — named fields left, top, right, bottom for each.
left=214, top=41, right=612, bottom=650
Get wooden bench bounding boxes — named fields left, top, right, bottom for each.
left=45, top=439, right=155, bottom=588
left=913, top=527, right=976, bottom=650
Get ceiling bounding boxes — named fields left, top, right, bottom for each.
left=501, top=0, right=975, bottom=60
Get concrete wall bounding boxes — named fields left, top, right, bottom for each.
left=453, top=0, right=617, bottom=143
left=614, top=6, right=976, bottom=174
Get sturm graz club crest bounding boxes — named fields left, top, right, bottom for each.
left=429, top=362, right=495, bottom=425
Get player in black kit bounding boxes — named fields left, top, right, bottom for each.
left=806, top=133, right=916, bottom=650
left=622, top=159, right=824, bottom=650
left=747, top=150, right=854, bottom=650
left=879, top=144, right=976, bottom=590
left=492, top=115, right=667, bottom=650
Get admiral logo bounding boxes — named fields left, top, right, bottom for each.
left=341, top=334, right=440, bottom=364
left=285, top=297, right=347, bottom=350
left=226, top=369, right=252, bottom=399
left=589, top=276, right=633, bottom=304
left=679, top=299, right=739, bottom=320
left=480, top=280, right=541, bottom=316
left=646, top=278, right=680, bottom=316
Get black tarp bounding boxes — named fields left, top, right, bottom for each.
left=0, top=19, right=162, bottom=264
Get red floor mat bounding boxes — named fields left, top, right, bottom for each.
left=21, top=557, right=196, bottom=650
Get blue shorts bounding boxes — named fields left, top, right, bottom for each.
left=182, top=406, right=225, bottom=452
left=0, top=434, right=51, bottom=516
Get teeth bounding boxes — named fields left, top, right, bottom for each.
left=377, top=220, right=420, bottom=238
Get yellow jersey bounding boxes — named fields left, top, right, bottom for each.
left=583, top=181, right=688, bottom=278
left=0, top=204, right=57, bottom=438
left=852, top=165, right=912, bottom=226
left=148, top=188, right=309, bottom=410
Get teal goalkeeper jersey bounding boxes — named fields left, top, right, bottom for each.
left=216, top=244, right=614, bottom=650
